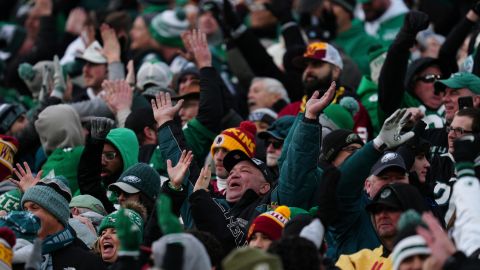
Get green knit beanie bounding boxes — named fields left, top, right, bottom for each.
left=149, top=9, right=189, bottom=48
left=98, top=209, right=144, bottom=236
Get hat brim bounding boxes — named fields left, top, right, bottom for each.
left=366, top=201, right=401, bottom=213
left=258, top=130, right=283, bottom=141
left=223, top=150, right=253, bottom=173
left=108, top=182, right=140, bottom=194
left=75, top=55, right=107, bottom=65
left=371, top=165, right=406, bottom=177
left=172, top=92, right=200, bottom=101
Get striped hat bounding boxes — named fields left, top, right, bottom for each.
left=211, top=121, right=257, bottom=158
left=149, top=9, right=189, bottom=48
left=247, top=206, right=291, bottom=241
left=0, top=135, right=18, bottom=181
left=392, top=235, right=430, bottom=270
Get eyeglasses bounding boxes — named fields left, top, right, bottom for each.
left=415, top=74, right=441, bottom=83
left=266, top=140, right=283, bottom=150
left=112, top=189, right=137, bottom=198
left=446, top=126, right=473, bottom=136
left=102, top=151, right=117, bottom=161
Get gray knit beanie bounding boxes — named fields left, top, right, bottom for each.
left=21, top=177, right=72, bottom=226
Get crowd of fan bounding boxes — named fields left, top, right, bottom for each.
left=0, top=0, right=480, bottom=269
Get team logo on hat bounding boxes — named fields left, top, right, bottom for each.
left=345, top=133, right=359, bottom=144
left=122, top=175, right=141, bottom=184
left=380, top=188, right=392, bottom=199
left=381, top=153, right=397, bottom=163
left=215, top=135, right=224, bottom=145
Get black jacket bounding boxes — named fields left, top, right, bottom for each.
left=51, top=238, right=107, bottom=270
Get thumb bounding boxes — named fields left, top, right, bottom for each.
left=399, top=131, right=415, bottom=145
left=173, top=99, right=184, bottom=111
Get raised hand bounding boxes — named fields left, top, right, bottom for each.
left=65, top=7, right=87, bottom=35
left=90, top=117, right=115, bottom=140
left=187, top=29, right=212, bottom=69
left=305, top=81, right=336, bottom=120
left=151, top=92, right=184, bottom=127
left=193, top=165, right=211, bottom=192
left=373, top=108, right=415, bottom=150
left=167, top=150, right=194, bottom=189
left=10, top=162, right=42, bottom=193
left=51, top=55, right=66, bottom=100
left=103, top=80, right=133, bottom=113
left=100, top=24, right=120, bottom=63
left=416, top=212, right=456, bottom=269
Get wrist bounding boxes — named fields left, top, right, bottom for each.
left=107, top=57, right=121, bottom=64
left=197, top=61, right=212, bottom=69
left=156, top=118, right=172, bottom=127
left=305, top=111, right=317, bottom=120
left=168, top=181, right=183, bottom=191
left=373, top=137, right=386, bottom=151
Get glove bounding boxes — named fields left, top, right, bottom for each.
left=156, top=194, right=182, bottom=235
left=316, top=166, right=340, bottom=227
left=317, top=7, right=337, bottom=41
left=264, top=0, right=293, bottom=24
left=18, top=63, right=36, bottom=82
left=39, top=64, right=52, bottom=102
left=51, top=55, right=66, bottom=99
left=116, top=208, right=141, bottom=255
left=90, top=117, right=115, bottom=140
left=373, top=109, right=415, bottom=150
left=401, top=10, right=429, bottom=35
left=453, top=134, right=480, bottom=163
left=222, top=0, right=243, bottom=33
left=471, top=1, right=480, bottom=16
left=25, top=238, right=42, bottom=270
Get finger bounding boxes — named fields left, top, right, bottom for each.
left=24, top=162, right=32, bottom=175
left=166, top=159, right=172, bottom=170
left=186, top=151, right=194, bottom=164
left=12, top=168, right=22, bottom=180
left=151, top=96, right=158, bottom=110
left=310, top=90, right=320, bottom=100
left=398, top=131, right=415, bottom=144
left=399, top=111, right=412, bottom=126
left=422, top=212, right=444, bottom=234
left=173, top=99, right=184, bottom=111
left=8, top=178, right=20, bottom=187
left=159, top=91, right=166, bottom=107
left=179, top=150, right=187, bottom=162
left=416, top=226, right=434, bottom=246
left=35, top=170, right=43, bottom=181
left=15, top=163, right=26, bottom=176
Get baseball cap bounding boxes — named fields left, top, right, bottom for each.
left=366, top=185, right=403, bottom=213
left=69, top=195, right=107, bottom=216
left=0, top=104, right=26, bottom=134
left=248, top=108, right=277, bottom=126
left=292, top=42, right=343, bottom=70
left=136, top=61, right=173, bottom=90
left=142, top=86, right=177, bottom=99
left=76, top=41, right=107, bottom=64
left=320, top=129, right=364, bottom=163
left=258, top=116, right=296, bottom=141
left=370, top=152, right=407, bottom=176
left=434, top=72, right=480, bottom=94
left=223, top=150, right=275, bottom=183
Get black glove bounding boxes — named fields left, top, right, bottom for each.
left=222, top=0, right=243, bottom=32
left=317, top=166, right=341, bottom=227
left=90, top=117, right=116, bottom=140
left=317, top=7, right=337, bottom=41
left=453, top=134, right=480, bottom=163
left=401, top=10, right=429, bottom=35
left=471, top=1, right=480, bottom=17
left=264, top=0, right=293, bottom=24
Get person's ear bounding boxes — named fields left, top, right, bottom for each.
left=143, top=126, right=156, bottom=141
left=260, top=183, right=271, bottom=195
left=473, top=95, right=480, bottom=108
left=364, top=178, right=371, bottom=194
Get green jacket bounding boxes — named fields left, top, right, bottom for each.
left=357, top=76, right=381, bottom=136
left=335, top=20, right=382, bottom=75
left=106, top=128, right=139, bottom=172
left=329, top=142, right=382, bottom=259
left=376, top=14, right=405, bottom=46
left=41, top=146, right=85, bottom=195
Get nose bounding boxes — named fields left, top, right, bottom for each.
left=266, top=143, right=275, bottom=153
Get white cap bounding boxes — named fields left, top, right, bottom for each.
left=77, top=41, right=107, bottom=64
left=136, top=61, right=173, bottom=90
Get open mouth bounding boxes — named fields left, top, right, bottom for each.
left=102, top=241, right=115, bottom=255
left=229, top=182, right=241, bottom=189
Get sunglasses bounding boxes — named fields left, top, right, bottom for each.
left=102, top=151, right=117, bottom=161
left=266, top=140, right=283, bottom=150
left=446, top=126, right=473, bottom=136
left=415, top=74, right=441, bottom=83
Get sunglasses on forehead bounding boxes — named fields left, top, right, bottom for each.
left=415, top=74, right=441, bottom=83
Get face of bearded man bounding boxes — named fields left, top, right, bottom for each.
left=302, top=61, right=337, bottom=98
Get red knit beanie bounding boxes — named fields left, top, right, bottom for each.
left=248, top=206, right=291, bottom=242
left=211, top=121, right=257, bottom=158
left=0, top=135, right=19, bottom=181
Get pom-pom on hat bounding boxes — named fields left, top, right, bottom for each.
left=211, top=121, right=257, bottom=158
left=247, top=206, right=291, bottom=241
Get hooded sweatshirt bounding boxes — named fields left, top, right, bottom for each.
left=105, top=128, right=139, bottom=172
left=34, top=104, right=84, bottom=155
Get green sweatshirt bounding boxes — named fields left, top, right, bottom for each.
left=106, top=128, right=139, bottom=172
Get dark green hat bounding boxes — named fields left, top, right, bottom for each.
left=258, top=116, right=295, bottom=141
left=98, top=208, right=144, bottom=235
left=109, top=163, right=161, bottom=201
left=0, top=211, right=41, bottom=242
left=434, top=72, right=480, bottom=94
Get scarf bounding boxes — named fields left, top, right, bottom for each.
left=40, top=226, right=76, bottom=270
